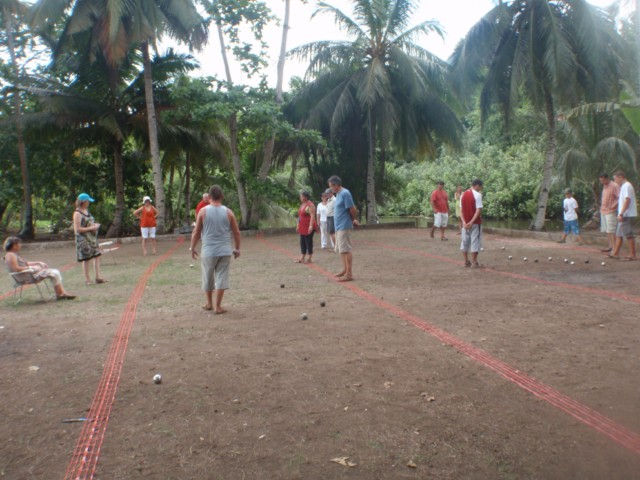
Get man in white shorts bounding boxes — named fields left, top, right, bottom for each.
left=430, top=181, right=449, bottom=240
left=598, top=173, right=619, bottom=253
left=460, top=179, right=484, bottom=268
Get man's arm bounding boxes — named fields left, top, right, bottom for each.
left=190, top=210, right=205, bottom=258
left=468, top=208, right=482, bottom=226
left=228, top=209, right=241, bottom=258
left=348, top=206, right=359, bottom=226
left=618, top=197, right=630, bottom=218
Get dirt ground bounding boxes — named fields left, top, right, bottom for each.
left=1, top=227, right=640, bottom=479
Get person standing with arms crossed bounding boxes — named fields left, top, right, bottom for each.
left=460, top=180, right=484, bottom=268
left=430, top=181, right=449, bottom=240
left=317, top=192, right=331, bottom=249
left=599, top=174, right=620, bottom=253
left=133, top=196, right=158, bottom=256
left=190, top=186, right=241, bottom=313
left=609, top=171, right=637, bottom=261
left=328, top=175, right=358, bottom=281
left=325, top=188, right=336, bottom=250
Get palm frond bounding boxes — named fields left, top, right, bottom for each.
left=313, top=2, right=367, bottom=40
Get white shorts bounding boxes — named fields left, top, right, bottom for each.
left=434, top=213, right=449, bottom=228
left=141, top=227, right=156, bottom=239
left=600, top=213, right=617, bottom=234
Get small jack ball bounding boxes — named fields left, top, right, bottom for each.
left=280, top=284, right=285, bottom=288
left=320, top=301, right=326, bottom=307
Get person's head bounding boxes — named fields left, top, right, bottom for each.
left=456, top=185, right=463, bottom=193
left=328, top=175, right=342, bottom=193
left=75, top=192, right=94, bottom=209
left=143, top=195, right=152, bottom=205
left=209, top=185, right=224, bottom=202
left=3, top=236, right=21, bottom=253
left=599, top=173, right=610, bottom=186
left=613, top=170, right=626, bottom=185
left=202, top=192, right=210, bottom=201
left=321, top=192, right=328, bottom=202
left=471, top=179, right=483, bottom=192
left=436, top=181, right=445, bottom=191
left=564, top=188, right=573, bottom=198
left=300, top=190, right=311, bottom=203
left=324, top=188, right=334, bottom=198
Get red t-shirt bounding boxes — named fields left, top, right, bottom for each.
left=296, top=201, right=317, bottom=234
left=195, top=200, right=208, bottom=216
left=461, top=189, right=483, bottom=225
left=430, top=189, right=449, bottom=213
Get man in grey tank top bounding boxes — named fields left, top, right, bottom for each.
left=190, top=185, right=241, bottom=313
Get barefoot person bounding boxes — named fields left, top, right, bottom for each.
left=609, top=171, right=637, bottom=260
left=328, top=175, right=358, bottom=281
left=73, top=193, right=106, bottom=285
left=460, top=179, right=484, bottom=268
left=133, top=196, right=158, bottom=256
left=4, top=236, right=75, bottom=300
left=557, top=189, right=584, bottom=244
left=296, top=191, right=317, bottom=264
left=430, top=181, right=449, bottom=240
left=599, top=173, right=620, bottom=253
left=190, top=185, right=241, bottom=313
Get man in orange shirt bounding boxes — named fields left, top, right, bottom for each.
left=195, top=193, right=210, bottom=218
left=430, top=181, right=449, bottom=240
left=598, top=173, right=620, bottom=253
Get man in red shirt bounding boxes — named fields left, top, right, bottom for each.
left=460, top=179, right=484, bottom=268
left=195, top=193, right=210, bottom=218
left=430, top=181, right=449, bottom=240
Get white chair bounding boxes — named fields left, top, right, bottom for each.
left=8, top=268, right=54, bottom=304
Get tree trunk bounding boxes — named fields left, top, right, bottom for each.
left=636, top=0, right=640, bottom=96
left=530, top=91, right=556, bottom=231
left=184, top=152, right=191, bottom=225
left=366, top=109, right=378, bottom=223
left=257, top=0, right=290, bottom=181
left=142, top=42, right=166, bottom=233
left=288, top=154, right=297, bottom=190
left=217, top=22, right=249, bottom=227
left=584, top=180, right=601, bottom=230
left=166, top=163, right=176, bottom=229
left=107, top=141, right=125, bottom=238
left=5, top=9, right=33, bottom=239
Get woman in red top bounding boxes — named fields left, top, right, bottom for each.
left=133, top=196, right=158, bottom=256
left=296, top=191, right=318, bottom=264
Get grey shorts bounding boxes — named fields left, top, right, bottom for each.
left=335, top=229, right=352, bottom=254
left=460, top=224, right=482, bottom=253
left=615, top=217, right=634, bottom=238
left=327, top=216, right=335, bottom=234
left=201, top=255, right=231, bottom=291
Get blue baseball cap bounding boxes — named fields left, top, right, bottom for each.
left=77, top=193, right=95, bottom=202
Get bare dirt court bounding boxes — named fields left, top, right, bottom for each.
left=1, top=227, right=640, bottom=479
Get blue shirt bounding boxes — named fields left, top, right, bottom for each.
left=334, top=188, right=355, bottom=231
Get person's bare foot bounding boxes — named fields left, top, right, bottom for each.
left=95, top=278, right=107, bottom=284
left=305, top=258, right=313, bottom=264
left=215, top=308, right=227, bottom=314
left=337, top=276, right=353, bottom=282
left=202, top=305, right=213, bottom=311
left=294, top=258, right=304, bottom=263
left=429, top=230, right=434, bottom=238
left=335, top=271, right=346, bottom=277
left=57, top=293, right=76, bottom=300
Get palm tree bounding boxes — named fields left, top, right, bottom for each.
left=290, top=0, right=462, bottom=222
left=31, top=0, right=207, bottom=233
left=451, top=0, right=621, bottom=230
left=2, top=0, right=33, bottom=238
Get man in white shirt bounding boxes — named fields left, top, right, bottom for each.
left=316, top=193, right=333, bottom=249
left=325, top=189, right=336, bottom=249
left=557, top=188, right=583, bottom=244
left=610, top=171, right=637, bottom=260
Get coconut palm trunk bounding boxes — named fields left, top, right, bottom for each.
left=107, top=141, right=125, bottom=237
left=636, top=0, right=640, bottom=95
left=142, top=42, right=166, bottom=233
left=216, top=22, right=249, bottom=227
left=184, top=152, right=191, bottom=225
left=366, top=109, right=377, bottom=223
left=531, top=90, right=557, bottom=231
left=4, top=8, right=33, bottom=239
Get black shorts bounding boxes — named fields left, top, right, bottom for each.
left=327, top=216, right=335, bottom=234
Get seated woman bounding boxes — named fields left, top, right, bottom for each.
left=3, top=236, right=76, bottom=300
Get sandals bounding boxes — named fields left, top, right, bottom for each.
left=95, top=278, right=108, bottom=284
left=56, top=294, right=76, bottom=300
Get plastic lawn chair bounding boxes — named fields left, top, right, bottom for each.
left=8, top=268, right=54, bottom=304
